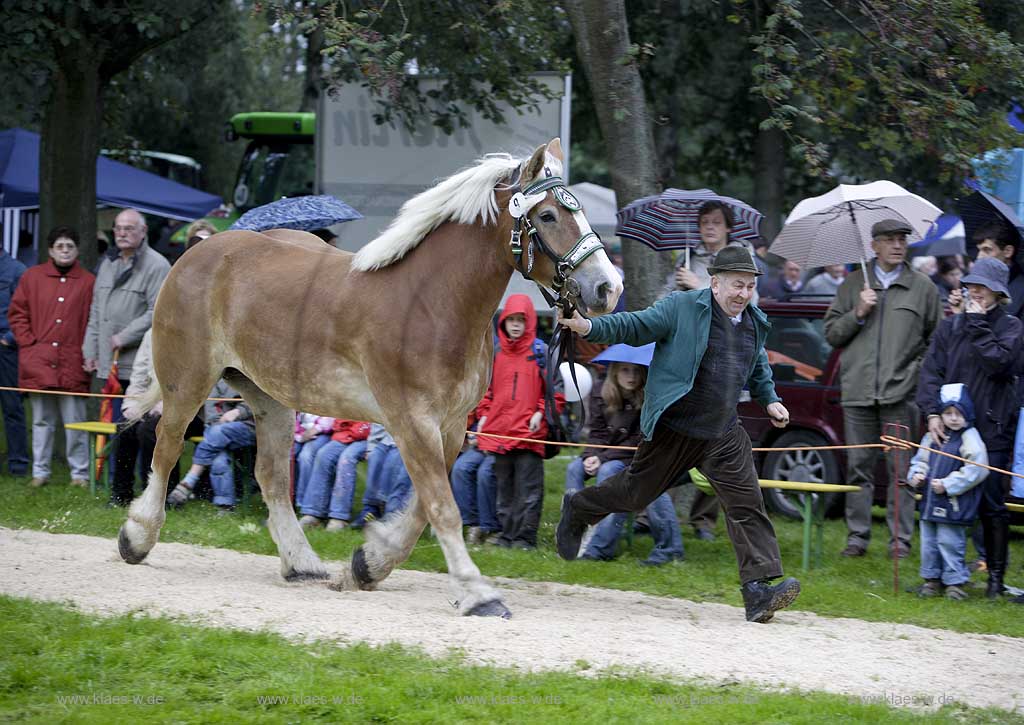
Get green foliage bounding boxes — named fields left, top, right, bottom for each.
left=750, top=0, right=1024, bottom=191
left=271, top=1, right=572, bottom=133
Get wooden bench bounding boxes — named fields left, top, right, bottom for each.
left=691, top=469, right=858, bottom=571
left=65, top=422, right=254, bottom=503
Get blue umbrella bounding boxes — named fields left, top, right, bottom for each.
left=909, top=213, right=965, bottom=257
left=590, top=343, right=655, bottom=367
left=230, top=194, right=362, bottom=232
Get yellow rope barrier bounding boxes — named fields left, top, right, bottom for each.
left=880, top=434, right=1024, bottom=481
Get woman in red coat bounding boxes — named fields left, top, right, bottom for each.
left=8, top=226, right=95, bottom=487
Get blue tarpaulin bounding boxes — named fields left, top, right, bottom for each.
left=0, top=127, right=221, bottom=220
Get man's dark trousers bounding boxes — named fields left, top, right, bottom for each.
left=0, top=345, right=28, bottom=475
left=571, top=421, right=783, bottom=584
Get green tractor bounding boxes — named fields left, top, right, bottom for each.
left=172, top=111, right=315, bottom=241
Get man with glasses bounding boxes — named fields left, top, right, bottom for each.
left=83, top=208, right=170, bottom=506
left=824, top=219, right=943, bottom=560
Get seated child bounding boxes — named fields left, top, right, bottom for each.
left=573, top=360, right=684, bottom=566
left=298, top=419, right=371, bottom=531
left=292, top=412, right=335, bottom=505
left=451, top=414, right=498, bottom=545
left=166, top=379, right=255, bottom=513
left=908, top=383, right=988, bottom=601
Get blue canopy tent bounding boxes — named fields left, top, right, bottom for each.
left=0, top=127, right=222, bottom=256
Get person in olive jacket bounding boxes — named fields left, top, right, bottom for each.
left=823, top=219, right=943, bottom=560
left=555, top=247, right=799, bottom=624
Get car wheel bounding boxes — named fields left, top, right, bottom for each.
left=761, top=431, right=842, bottom=521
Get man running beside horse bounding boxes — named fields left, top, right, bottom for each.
left=556, top=246, right=801, bottom=623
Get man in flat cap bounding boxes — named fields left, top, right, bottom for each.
left=555, top=246, right=801, bottom=624
left=824, top=218, right=942, bottom=559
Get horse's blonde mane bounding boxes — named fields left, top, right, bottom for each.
left=352, top=154, right=525, bottom=271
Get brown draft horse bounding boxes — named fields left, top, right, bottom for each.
left=118, top=139, right=622, bottom=617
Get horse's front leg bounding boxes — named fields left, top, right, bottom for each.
left=331, top=422, right=508, bottom=617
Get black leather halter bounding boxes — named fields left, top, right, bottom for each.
left=508, top=174, right=604, bottom=317
left=506, top=172, right=602, bottom=442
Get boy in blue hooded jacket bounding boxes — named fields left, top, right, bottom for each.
left=907, top=383, right=989, bottom=600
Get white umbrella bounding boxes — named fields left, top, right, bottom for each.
left=771, top=181, right=942, bottom=278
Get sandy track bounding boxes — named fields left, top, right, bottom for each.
left=3, top=527, right=1022, bottom=712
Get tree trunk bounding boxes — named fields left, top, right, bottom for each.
left=564, top=0, right=671, bottom=310
left=39, top=50, right=104, bottom=270
left=753, top=120, right=786, bottom=245
left=300, top=4, right=325, bottom=113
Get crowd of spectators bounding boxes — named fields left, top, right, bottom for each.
left=2, top=205, right=1021, bottom=600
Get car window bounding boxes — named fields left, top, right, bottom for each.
left=765, top=316, right=832, bottom=383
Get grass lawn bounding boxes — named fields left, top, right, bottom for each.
left=3, top=453, right=1024, bottom=638
left=1, top=595, right=1019, bottom=724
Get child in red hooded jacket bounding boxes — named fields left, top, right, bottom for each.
left=476, top=294, right=563, bottom=549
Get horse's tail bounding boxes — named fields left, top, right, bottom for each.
left=123, top=376, right=162, bottom=424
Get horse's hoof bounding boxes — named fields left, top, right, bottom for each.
left=466, top=599, right=512, bottom=619
left=351, top=546, right=376, bottom=591
left=283, top=568, right=331, bottom=582
left=118, top=526, right=149, bottom=565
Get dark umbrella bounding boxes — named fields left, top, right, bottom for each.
left=956, top=189, right=1024, bottom=263
left=615, top=188, right=762, bottom=267
left=230, top=194, right=363, bottom=232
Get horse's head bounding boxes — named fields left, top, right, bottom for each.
left=502, top=139, right=622, bottom=316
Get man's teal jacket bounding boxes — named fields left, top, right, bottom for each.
left=586, top=287, right=781, bottom=440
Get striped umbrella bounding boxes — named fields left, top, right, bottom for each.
left=771, top=181, right=941, bottom=270
left=615, top=189, right=763, bottom=266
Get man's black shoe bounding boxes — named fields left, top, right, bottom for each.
left=741, top=577, right=801, bottom=623
left=555, top=492, right=586, bottom=561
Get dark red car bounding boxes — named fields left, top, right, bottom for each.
left=738, top=298, right=892, bottom=519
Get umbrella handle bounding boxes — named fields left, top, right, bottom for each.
left=860, top=258, right=870, bottom=289
left=685, top=245, right=690, bottom=269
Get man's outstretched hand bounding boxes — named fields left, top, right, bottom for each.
left=767, top=402, right=790, bottom=428
left=556, top=309, right=591, bottom=336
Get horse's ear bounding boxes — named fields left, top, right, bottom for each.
left=522, top=143, right=547, bottom=185
left=546, top=138, right=563, bottom=162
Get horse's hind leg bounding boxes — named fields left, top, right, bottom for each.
left=228, top=375, right=328, bottom=581
left=333, top=423, right=507, bottom=617
left=119, top=381, right=210, bottom=564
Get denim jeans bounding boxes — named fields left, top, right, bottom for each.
left=0, top=345, right=29, bottom=474
left=919, top=520, right=970, bottom=586
left=378, top=446, right=413, bottom=517
left=299, top=439, right=367, bottom=520
left=451, top=447, right=498, bottom=532
left=293, top=434, right=333, bottom=505
left=582, top=460, right=684, bottom=563
left=192, top=422, right=257, bottom=506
